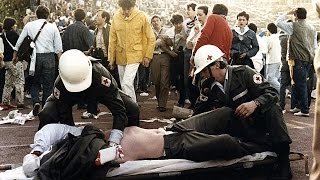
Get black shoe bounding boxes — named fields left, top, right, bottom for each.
left=158, top=107, right=167, bottom=112
left=33, top=103, right=41, bottom=116
left=177, top=103, right=184, bottom=108
left=17, top=104, right=28, bottom=109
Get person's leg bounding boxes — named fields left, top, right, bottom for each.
left=31, top=55, right=44, bottom=106
left=119, top=91, right=140, bottom=127
left=164, top=131, right=267, bottom=162
left=119, top=63, right=140, bottom=103
left=39, top=53, right=56, bottom=107
left=183, top=49, right=192, bottom=100
left=138, top=64, right=147, bottom=92
left=158, top=54, right=170, bottom=109
left=150, top=55, right=161, bottom=106
left=0, top=66, right=5, bottom=101
left=15, top=61, right=25, bottom=105
left=2, top=63, right=14, bottom=105
left=169, top=107, right=235, bottom=135
left=38, top=95, right=74, bottom=130
left=280, top=71, right=290, bottom=110
left=293, top=60, right=310, bottom=114
left=177, top=51, right=186, bottom=106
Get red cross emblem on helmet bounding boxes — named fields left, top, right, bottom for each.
left=207, top=55, right=212, bottom=61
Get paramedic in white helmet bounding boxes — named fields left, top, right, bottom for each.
left=37, top=49, right=140, bottom=147
left=190, top=45, right=292, bottom=179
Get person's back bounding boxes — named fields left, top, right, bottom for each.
left=62, top=8, right=92, bottom=52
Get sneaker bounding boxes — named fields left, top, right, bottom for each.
left=32, top=103, right=41, bottom=116
left=294, top=111, right=310, bottom=117
left=81, top=111, right=95, bottom=119
left=289, top=108, right=300, bottom=113
left=140, top=92, right=149, bottom=97
left=185, top=99, right=191, bottom=104
left=25, top=94, right=32, bottom=99
left=150, top=96, right=157, bottom=100
left=282, top=110, right=286, bottom=114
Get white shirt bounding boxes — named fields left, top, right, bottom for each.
left=266, top=34, right=281, bottom=64
left=30, top=124, right=83, bottom=153
left=14, top=19, right=63, bottom=54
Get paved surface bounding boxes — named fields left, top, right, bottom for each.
left=0, top=90, right=314, bottom=179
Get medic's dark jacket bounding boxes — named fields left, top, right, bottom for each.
left=194, top=65, right=279, bottom=115
left=49, top=61, right=128, bottom=131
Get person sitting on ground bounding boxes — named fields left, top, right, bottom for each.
left=37, top=49, right=140, bottom=149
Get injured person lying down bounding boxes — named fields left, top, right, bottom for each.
left=24, top=107, right=291, bottom=180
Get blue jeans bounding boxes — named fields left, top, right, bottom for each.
left=31, top=53, right=56, bottom=107
left=292, top=59, right=311, bottom=113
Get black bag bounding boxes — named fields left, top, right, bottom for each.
left=17, top=35, right=33, bottom=62
left=17, top=22, right=47, bottom=62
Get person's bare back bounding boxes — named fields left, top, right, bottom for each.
left=116, top=126, right=166, bottom=163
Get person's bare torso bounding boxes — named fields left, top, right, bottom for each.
left=116, top=126, right=165, bottom=163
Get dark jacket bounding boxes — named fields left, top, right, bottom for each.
left=62, top=21, right=92, bottom=52
left=35, top=125, right=109, bottom=180
left=49, top=60, right=128, bottom=131
left=1, top=30, right=19, bottom=62
left=195, top=65, right=279, bottom=114
left=231, top=28, right=259, bottom=58
left=93, top=24, right=110, bottom=56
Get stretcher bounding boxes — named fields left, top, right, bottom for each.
left=106, top=151, right=277, bottom=179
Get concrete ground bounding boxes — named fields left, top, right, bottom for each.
left=0, top=89, right=314, bottom=179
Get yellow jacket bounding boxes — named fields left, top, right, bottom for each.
left=108, top=7, right=155, bottom=65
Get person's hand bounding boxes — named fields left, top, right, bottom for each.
left=287, top=8, right=296, bottom=15
left=186, top=41, right=193, bottom=49
left=12, top=56, right=18, bottom=65
left=168, top=51, right=178, bottom=58
left=0, top=52, right=3, bottom=62
left=240, top=53, right=247, bottom=59
left=234, top=101, right=257, bottom=119
left=109, top=63, right=115, bottom=70
left=142, top=57, right=150, bottom=67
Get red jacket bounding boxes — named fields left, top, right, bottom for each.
left=193, top=14, right=232, bottom=62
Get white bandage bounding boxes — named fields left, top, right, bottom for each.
left=96, top=145, right=124, bottom=166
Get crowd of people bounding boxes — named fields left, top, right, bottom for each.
left=0, top=0, right=320, bottom=179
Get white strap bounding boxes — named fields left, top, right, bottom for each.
left=4, top=32, right=15, bottom=49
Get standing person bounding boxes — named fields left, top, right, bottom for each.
left=12, top=5, right=63, bottom=115
left=62, top=8, right=93, bottom=110
left=278, top=29, right=291, bottom=113
left=161, top=14, right=187, bottom=107
left=108, top=0, right=156, bottom=103
left=149, top=15, right=170, bottom=112
left=265, top=23, right=281, bottom=93
left=186, top=5, right=209, bottom=109
left=1, top=18, right=25, bottom=109
left=192, top=4, right=232, bottom=63
left=91, top=9, right=121, bottom=86
left=276, top=7, right=317, bottom=117
left=183, top=2, right=197, bottom=105
left=62, top=8, right=92, bottom=53
left=231, top=11, right=259, bottom=69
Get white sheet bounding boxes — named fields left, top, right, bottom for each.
left=107, top=151, right=276, bottom=177
left=0, top=152, right=276, bottom=179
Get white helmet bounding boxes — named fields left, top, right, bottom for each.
left=59, top=49, right=92, bottom=92
left=194, top=45, right=224, bottom=75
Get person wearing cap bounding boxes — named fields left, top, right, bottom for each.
left=192, top=45, right=292, bottom=179
left=37, top=49, right=140, bottom=148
